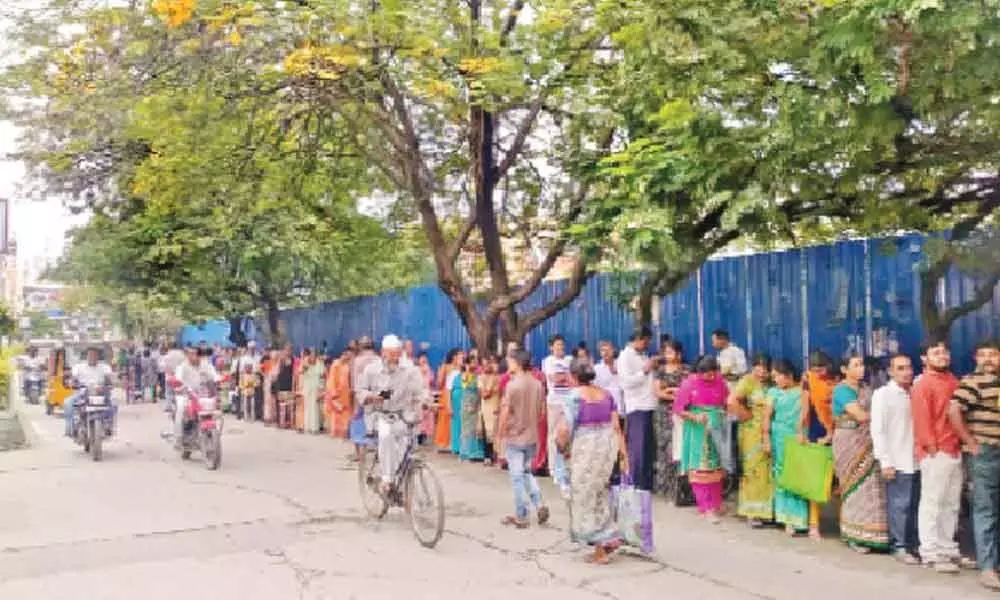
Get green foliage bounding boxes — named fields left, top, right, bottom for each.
left=579, top=0, right=1000, bottom=321
left=0, top=345, right=20, bottom=412
left=6, top=0, right=430, bottom=333
left=6, top=0, right=999, bottom=340
left=0, top=303, right=14, bottom=339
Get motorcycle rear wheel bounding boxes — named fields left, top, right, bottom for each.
left=80, top=422, right=90, bottom=453
left=90, top=419, right=103, bottom=462
left=202, top=429, right=221, bottom=471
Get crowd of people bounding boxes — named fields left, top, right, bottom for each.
left=118, top=331, right=1000, bottom=582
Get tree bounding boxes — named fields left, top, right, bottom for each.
left=583, top=0, right=1000, bottom=331
left=4, top=0, right=621, bottom=352
left=266, top=0, right=625, bottom=350
left=5, top=1, right=428, bottom=343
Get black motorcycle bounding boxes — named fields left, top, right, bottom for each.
left=71, top=386, right=115, bottom=462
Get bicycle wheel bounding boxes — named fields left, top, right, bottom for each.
left=405, top=460, right=445, bottom=548
left=358, top=448, right=388, bottom=519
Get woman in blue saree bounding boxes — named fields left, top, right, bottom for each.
left=767, top=359, right=810, bottom=535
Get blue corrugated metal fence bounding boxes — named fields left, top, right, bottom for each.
left=178, top=235, right=999, bottom=373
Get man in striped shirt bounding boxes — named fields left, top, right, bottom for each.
left=949, top=339, right=1000, bottom=590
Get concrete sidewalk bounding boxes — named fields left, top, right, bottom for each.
left=0, top=402, right=992, bottom=600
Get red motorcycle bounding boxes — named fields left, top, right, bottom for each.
left=167, top=378, right=223, bottom=470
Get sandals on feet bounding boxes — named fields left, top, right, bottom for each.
left=502, top=516, right=529, bottom=529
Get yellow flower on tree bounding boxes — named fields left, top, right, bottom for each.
left=284, top=44, right=364, bottom=79
left=152, top=0, right=196, bottom=28
left=458, top=57, right=503, bottom=76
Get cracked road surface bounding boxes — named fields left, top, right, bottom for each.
left=0, top=403, right=992, bottom=599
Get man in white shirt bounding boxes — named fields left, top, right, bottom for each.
left=65, top=347, right=115, bottom=437
left=19, top=347, right=46, bottom=400
left=161, top=343, right=187, bottom=412
left=712, top=329, right=748, bottom=384
left=355, top=335, right=428, bottom=492
left=870, top=353, right=920, bottom=565
left=171, top=346, right=221, bottom=447
left=541, top=334, right=573, bottom=497
left=593, top=340, right=622, bottom=413
left=618, top=327, right=656, bottom=491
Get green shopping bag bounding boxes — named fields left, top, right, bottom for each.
left=777, top=436, right=834, bottom=503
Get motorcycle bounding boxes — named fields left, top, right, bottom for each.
left=24, top=372, right=44, bottom=406
left=70, top=386, right=114, bottom=462
left=169, top=384, right=223, bottom=471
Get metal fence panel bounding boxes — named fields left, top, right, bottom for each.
left=179, top=235, right=1000, bottom=374
left=659, top=274, right=700, bottom=362
left=585, top=275, right=636, bottom=354
left=745, top=248, right=806, bottom=369
left=804, top=240, right=868, bottom=361
left=701, top=256, right=750, bottom=359
left=868, top=236, right=924, bottom=367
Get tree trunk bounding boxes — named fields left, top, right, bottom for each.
left=635, top=268, right=689, bottom=331
left=499, top=310, right=522, bottom=350
left=918, top=192, right=1000, bottom=341
left=263, top=298, right=283, bottom=346
left=636, top=277, right=658, bottom=330
left=920, top=258, right=1000, bottom=342
left=397, top=0, right=594, bottom=359
left=227, top=316, right=247, bottom=347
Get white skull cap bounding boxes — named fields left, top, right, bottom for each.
left=381, top=335, right=402, bottom=350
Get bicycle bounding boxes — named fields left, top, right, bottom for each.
left=358, top=408, right=446, bottom=549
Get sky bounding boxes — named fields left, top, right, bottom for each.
left=1, top=1, right=88, bottom=282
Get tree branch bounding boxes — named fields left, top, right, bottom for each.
left=518, top=249, right=594, bottom=334
left=495, top=96, right=546, bottom=179
left=940, top=271, right=1000, bottom=327
left=446, top=213, right=479, bottom=265
left=503, top=129, right=615, bottom=307
left=499, top=0, right=525, bottom=43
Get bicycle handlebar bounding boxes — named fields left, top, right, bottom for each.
left=369, top=407, right=425, bottom=428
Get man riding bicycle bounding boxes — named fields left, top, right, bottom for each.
left=355, top=334, right=429, bottom=494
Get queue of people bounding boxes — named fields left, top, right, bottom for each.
left=173, top=330, right=998, bottom=581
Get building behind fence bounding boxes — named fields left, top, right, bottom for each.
left=179, top=234, right=1000, bottom=374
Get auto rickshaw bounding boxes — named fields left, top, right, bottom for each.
left=46, top=346, right=73, bottom=416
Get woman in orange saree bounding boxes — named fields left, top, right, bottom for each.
left=800, top=350, right=837, bottom=540
left=324, top=349, right=353, bottom=438
left=434, top=349, right=464, bottom=451
left=261, top=350, right=276, bottom=424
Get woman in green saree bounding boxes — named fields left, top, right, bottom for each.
left=728, top=354, right=774, bottom=526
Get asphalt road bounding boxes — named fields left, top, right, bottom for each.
left=0, top=400, right=993, bottom=600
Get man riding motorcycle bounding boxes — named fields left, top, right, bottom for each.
left=170, top=346, right=221, bottom=448
left=161, top=343, right=187, bottom=412
left=355, top=334, right=429, bottom=494
left=64, top=347, right=115, bottom=437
